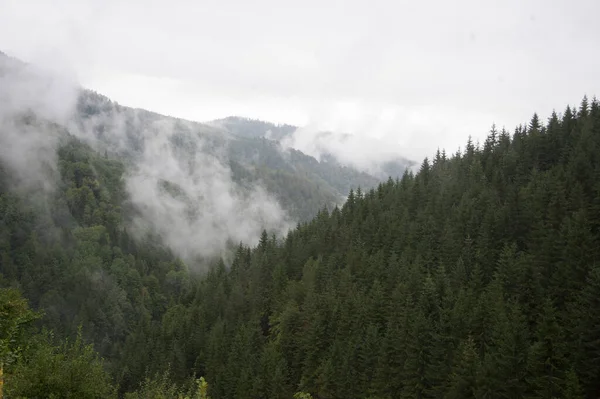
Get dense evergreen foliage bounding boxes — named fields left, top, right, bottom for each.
left=2, top=96, right=600, bottom=398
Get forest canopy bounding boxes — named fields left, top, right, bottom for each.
left=1, top=96, right=600, bottom=398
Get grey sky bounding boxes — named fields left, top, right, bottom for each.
left=1, top=0, right=599, bottom=161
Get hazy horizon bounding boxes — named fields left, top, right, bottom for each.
left=2, top=0, right=600, bottom=162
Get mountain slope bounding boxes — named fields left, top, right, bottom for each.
left=75, top=90, right=388, bottom=222
left=144, top=97, right=600, bottom=398
left=210, top=116, right=297, bottom=140
left=0, top=50, right=393, bottom=261
left=5, top=49, right=600, bottom=398
left=210, top=115, right=416, bottom=180
left=3, top=95, right=600, bottom=398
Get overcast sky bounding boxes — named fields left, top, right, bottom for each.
left=1, top=0, right=599, bottom=161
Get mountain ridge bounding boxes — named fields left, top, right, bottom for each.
left=0, top=50, right=405, bottom=266
left=208, top=114, right=416, bottom=180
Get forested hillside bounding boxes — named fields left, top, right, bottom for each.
left=227, top=136, right=380, bottom=220
left=214, top=116, right=415, bottom=182
left=2, top=50, right=396, bottom=232
left=2, top=95, right=600, bottom=398
left=211, top=116, right=297, bottom=140
left=75, top=89, right=382, bottom=223
left=126, top=98, right=600, bottom=399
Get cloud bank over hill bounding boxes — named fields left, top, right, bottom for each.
left=209, top=113, right=417, bottom=179
left=120, top=117, right=293, bottom=262
left=0, top=52, right=79, bottom=194
left=0, top=52, right=293, bottom=263
left=280, top=101, right=494, bottom=176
